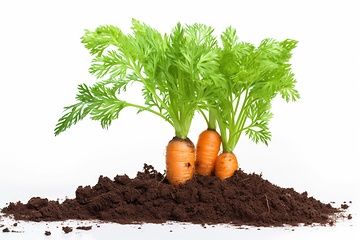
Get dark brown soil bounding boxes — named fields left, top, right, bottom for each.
left=76, top=226, right=92, bottom=230
left=62, top=226, right=73, bottom=233
left=1, top=164, right=346, bottom=227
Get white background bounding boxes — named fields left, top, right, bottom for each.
left=0, top=0, right=359, bottom=239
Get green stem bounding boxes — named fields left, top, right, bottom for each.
left=233, top=93, right=242, bottom=117
left=213, top=111, right=229, bottom=153
left=133, top=64, right=188, bottom=138
left=126, top=102, right=172, bottom=125
left=176, top=107, right=192, bottom=139
left=208, top=109, right=217, bottom=130
left=175, top=69, right=190, bottom=139
left=132, top=64, right=171, bottom=117
left=227, top=90, right=250, bottom=152
left=198, top=109, right=209, bottom=127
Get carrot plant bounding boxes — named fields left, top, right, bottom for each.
left=209, top=27, right=300, bottom=179
left=54, top=19, right=224, bottom=186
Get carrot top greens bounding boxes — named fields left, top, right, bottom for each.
left=54, top=19, right=299, bottom=155
left=205, top=27, right=300, bottom=153
left=54, top=19, right=224, bottom=138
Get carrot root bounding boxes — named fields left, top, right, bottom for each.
left=214, top=152, right=238, bottom=180
left=195, top=129, right=221, bottom=176
left=166, top=137, right=195, bottom=186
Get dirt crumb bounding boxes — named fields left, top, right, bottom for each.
left=62, top=226, right=73, bottom=233
left=76, top=226, right=92, bottom=230
left=341, top=204, right=349, bottom=210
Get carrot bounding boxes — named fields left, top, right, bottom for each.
left=195, top=129, right=221, bottom=176
left=166, top=137, right=195, bottom=186
left=208, top=31, right=299, bottom=179
left=214, top=152, right=238, bottom=180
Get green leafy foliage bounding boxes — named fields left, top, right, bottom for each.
left=55, top=19, right=300, bottom=154
left=213, top=27, right=300, bottom=152
left=54, top=19, right=224, bottom=138
left=54, top=83, right=127, bottom=134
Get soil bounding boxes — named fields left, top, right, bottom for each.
left=76, top=226, right=92, bottom=230
left=1, top=164, right=348, bottom=227
left=62, top=226, right=73, bottom=233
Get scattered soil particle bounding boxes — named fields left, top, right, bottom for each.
left=341, top=204, right=349, bottom=210
left=76, top=226, right=92, bottom=230
left=1, top=164, right=348, bottom=227
left=2, top=228, right=10, bottom=232
left=44, top=230, right=51, bottom=236
left=62, top=226, right=73, bottom=234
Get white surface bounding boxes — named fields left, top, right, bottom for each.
left=1, top=0, right=359, bottom=239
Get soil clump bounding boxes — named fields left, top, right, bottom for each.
left=1, top=164, right=344, bottom=227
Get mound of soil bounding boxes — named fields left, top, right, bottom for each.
left=1, top=164, right=344, bottom=227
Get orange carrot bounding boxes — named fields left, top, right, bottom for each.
left=166, top=137, right=195, bottom=186
left=214, top=152, right=238, bottom=180
left=195, top=129, right=221, bottom=176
